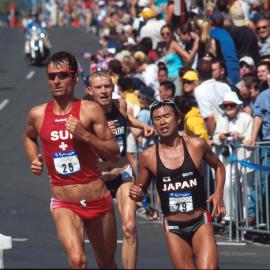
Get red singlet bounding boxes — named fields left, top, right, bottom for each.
left=40, top=99, right=101, bottom=186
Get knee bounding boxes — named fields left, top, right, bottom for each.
left=122, top=220, right=136, bottom=239
left=68, top=252, right=87, bottom=268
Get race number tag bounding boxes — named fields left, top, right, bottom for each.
left=53, top=150, right=80, bottom=175
left=169, top=192, right=193, bottom=213
left=116, top=137, right=124, bottom=153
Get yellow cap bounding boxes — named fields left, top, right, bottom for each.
left=139, top=7, right=155, bottom=19
left=182, top=71, right=199, bottom=81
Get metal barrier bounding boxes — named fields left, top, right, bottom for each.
left=138, top=141, right=270, bottom=243
left=209, top=142, right=270, bottom=242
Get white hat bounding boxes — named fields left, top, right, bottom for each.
left=220, top=92, right=243, bottom=105
left=239, top=56, right=255, bottom=67
left=138, top=0, right=151, bottom=7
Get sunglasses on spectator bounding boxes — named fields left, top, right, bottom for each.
left=161, top=32, right=171, bottom=37
left=223, top=103, right=237, bottom=109
left=239, top=62, right=250, bottom=69
left=183, top=80, right=194, bottom=84
left=48, top=70, right=76, bottom=80
left=257, top=25, right=269, bottom=31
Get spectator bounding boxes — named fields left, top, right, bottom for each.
left=228, top=4, right=260, bottom=65
left=160, top=24, right=199, bottom=78
left=209, top=10, right=240, bottom=85
left=181, top=70, right=199, bottom=99
left=194, top=59, right=232, bottom=137
left=256, top=61, right=270, bottom=91
left=211, top=58, right=239, bottom=94
left=236, top=56, right=256, bottom=89
left=213, top=91, right=253, bottom=224
left=256, top=18, right=270, bottom=56
left=159, top=80, right=176, bottom=100
left=139, top=7, right=166, bottom=49
left=134, top=50, right=159, bottom=93
left=248, top=87, right=270, bottom=225
left=157, top=66, right=169, bottom=84
left=174, top=95, right=209, bottom=141
left=138, top=37, right=158, bottom=61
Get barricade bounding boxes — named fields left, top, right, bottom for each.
left=212, top=142, right=270, bottom=242
left=139, top=141, right=270, bottom=243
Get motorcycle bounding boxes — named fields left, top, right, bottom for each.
left=25, top=24, right=50, bottom=65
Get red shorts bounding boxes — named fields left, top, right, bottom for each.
left=50, top=191, right=113, bottom=221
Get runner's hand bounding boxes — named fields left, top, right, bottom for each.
left=207, top=192, right=226, bottom=218
left=143, top=125, right=155, bottom=138
left=129, top=184, right=145, bottom=201
left=108, top=121, right=117, bottom=135
left=66, top=115, right=87, bottom=140
left=31, top=154, right=43, bottom=175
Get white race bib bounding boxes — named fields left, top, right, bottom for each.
left=53, top=150, right=81, bottom=175
left=169, top=192, right=193, bottom=213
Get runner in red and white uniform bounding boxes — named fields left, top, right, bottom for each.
left=23, top=51, right=120, bottom=269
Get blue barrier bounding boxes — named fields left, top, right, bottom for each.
left=229, top=155, right=270, bottom=172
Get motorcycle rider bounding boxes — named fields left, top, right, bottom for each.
left=23, top=13, right=51, bottom=59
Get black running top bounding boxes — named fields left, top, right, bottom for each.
left=155, top=136, right=206, bottom=215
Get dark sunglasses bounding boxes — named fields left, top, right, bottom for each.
left=183, top=80, right=193, bottom=84
left=239, top=62, right=250, bottom=69
left=223, top=103, right=237, bottom=109
left=48, top=70, right=75, bottom=80
left=161, top=32, right=171, bottom=37
left=257, top=25, right=268, bottom=31
left=150, top=99, right=176, bottom=114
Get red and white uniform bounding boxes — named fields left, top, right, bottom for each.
left=40, top=100, right=101, bottom=186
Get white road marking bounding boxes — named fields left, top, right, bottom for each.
left=84, top=239, right=123, bottom=244
left=0, top=99, right=9, bottom=111
left=12, top=238, right=28, bottom=242
left=26, top=70, right=35, bottom=79
left=217, top=241, right=247, bottom=246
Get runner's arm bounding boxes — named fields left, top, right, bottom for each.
left=22, top=107, right=44, bottom=175
left=66, top=102, right=121, bottom=162
left=129, top=150, right=152, bottom=201
left=203, top=142, right=226, bottom=217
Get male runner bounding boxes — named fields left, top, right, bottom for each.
left=129, top=99, right=226, bottom=269
left=23, top=51, right=120, bottom=269
left=86, top=71, right=155, bottom=269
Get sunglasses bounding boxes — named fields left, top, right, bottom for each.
left=183, top=80, right=194, bottom=84
left=161, top=32, right=171, bottom=37
left=223, top=103, right=237, bottom=109
left=239, top=62, right=251, bottom=69
left=257, top=25, right=268, bottom=31
left=150, top=99, right=176, bottom=114
left=48, top=70, right=75, bottom=80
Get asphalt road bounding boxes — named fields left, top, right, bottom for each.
left=0, top=26, right=270, bottom=269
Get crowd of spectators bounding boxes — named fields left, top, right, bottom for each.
left=7, top=0, right=270, bottom=235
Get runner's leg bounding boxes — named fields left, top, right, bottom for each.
left=116, top=181, right=137, bottom=269
left=85, top=207, right=118, bottom=269
left=51, top=208, right=87, bottom=268
left=164, top=231, right=195, bottom=269
left=192, top=222, right=218, bottom=269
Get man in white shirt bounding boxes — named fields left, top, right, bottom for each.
left=194, top=60, right=232, bottom=137
left=139, top=7, right=166, bottom=49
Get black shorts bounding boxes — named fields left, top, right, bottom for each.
left=163, top=211, right=212, bottom=242
left=104, top=175, right=124, bottom=198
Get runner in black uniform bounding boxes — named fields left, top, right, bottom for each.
left=86, top=71, right=155, bottom=269
left=130, top=99, right=226, bottom=269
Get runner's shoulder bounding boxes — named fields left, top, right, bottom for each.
left=28, top=103, right=47, bottom=119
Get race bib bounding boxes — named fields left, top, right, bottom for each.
left=116, top=137, right=124, bottom=152
left=169, top=192, right=193, bottom=213
left=53, top=150, right=81, bottom=175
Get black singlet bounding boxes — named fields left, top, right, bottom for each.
left=105, top=103, right=127, bottom=157
left=155, top=136, right=206, bottom=215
